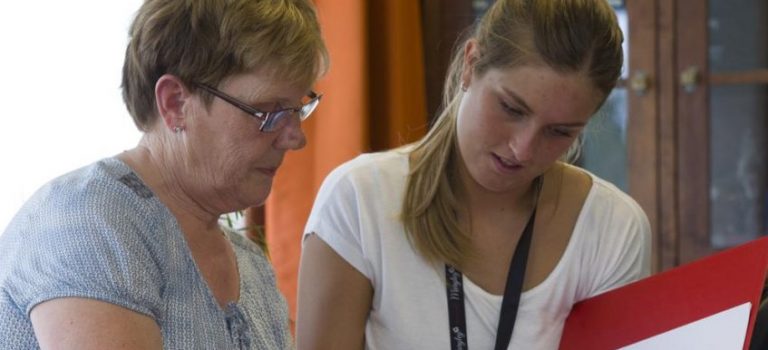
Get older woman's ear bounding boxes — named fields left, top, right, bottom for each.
left=154, top=74, right=189, bottom=132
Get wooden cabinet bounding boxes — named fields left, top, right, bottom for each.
left=627, top=0, right=768, bottom=270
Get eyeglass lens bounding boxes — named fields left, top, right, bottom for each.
left=260, top=96, right=321, bottom=132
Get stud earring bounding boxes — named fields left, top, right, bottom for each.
left=461, top=83, right=468, bottom=92
left=173, top=126, right=184, bottom=133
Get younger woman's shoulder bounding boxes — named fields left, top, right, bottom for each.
left=336, top=150, right=408, bottom=173
left=573, top=166, right=652, bottom=252
left=585, top=172, right=647, bottom=220
left=322, top=150, right=410, bottom=187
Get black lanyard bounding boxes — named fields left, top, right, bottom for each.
left=445, top=208, right=536, bottom=350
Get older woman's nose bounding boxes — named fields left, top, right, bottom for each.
left=274, top=118, right=307, bottom=150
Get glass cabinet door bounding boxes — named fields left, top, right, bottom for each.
left=678, top=0, right=768, bottom=263
left=543, top=0, right=768, bottom=268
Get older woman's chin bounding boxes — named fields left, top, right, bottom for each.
left=237, top=183, right=273, bottom=209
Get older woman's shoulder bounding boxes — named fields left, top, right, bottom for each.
left=0, top=157, right=168, bottom=320
left=1, top=157, right=174, bottom=271
left=16, top=158, right=163, bottom=228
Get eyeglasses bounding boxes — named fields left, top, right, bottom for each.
left=195, top=83, right=322, bottom=132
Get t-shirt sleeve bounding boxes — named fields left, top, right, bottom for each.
left=5, top=184, right=165, bottom=320
left=581, top=183, right=653, bottom=296
left=304, top=161, right=375, bottom=281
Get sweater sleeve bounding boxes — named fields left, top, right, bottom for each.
left=3, top=175, right=165, bottom=320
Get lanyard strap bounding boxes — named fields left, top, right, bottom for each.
left=445, top=208, right=536, bottom=350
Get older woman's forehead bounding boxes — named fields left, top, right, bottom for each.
left=221, top=69, right=311, bottom=105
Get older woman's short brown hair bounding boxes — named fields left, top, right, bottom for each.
left=121, top=0, right=329, bottom=131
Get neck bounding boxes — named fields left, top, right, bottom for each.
left=118, top=135, right=222, bottom=234
left=458, top=161, right=538, bottom=216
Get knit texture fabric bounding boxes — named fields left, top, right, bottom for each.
left=0, top=158, right=292, bottom=349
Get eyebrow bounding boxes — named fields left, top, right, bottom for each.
left=245, top=92, right=305, bottom=110
left=500, top=87, right=589, bottom=128
left=501, top=87, right=534, bottom=115
left=239, top=91, right=276, bottom=106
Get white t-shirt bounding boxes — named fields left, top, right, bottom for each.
left=304, top=150, right=651, bottom=350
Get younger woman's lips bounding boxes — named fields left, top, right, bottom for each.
left=492, top=153, right=522, bottom=173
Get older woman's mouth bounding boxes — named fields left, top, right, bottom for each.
left=256, top=167, right=278, bottom=176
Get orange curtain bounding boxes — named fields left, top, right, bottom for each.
left=367, top=1, right=430, bottom=150
left=249, top=0, right=428, bottom=327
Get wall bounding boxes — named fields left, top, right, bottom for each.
left=0, top=1, right=142, bottom=231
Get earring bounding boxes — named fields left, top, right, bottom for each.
left=173, top=126, right=184, bottom=133
left=461, top=83, right=468, bottom=92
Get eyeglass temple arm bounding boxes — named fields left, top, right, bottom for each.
left=195, top=83, right=264, bottom=116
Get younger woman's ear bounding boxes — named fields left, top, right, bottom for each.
left=461, top=40, right=479, bottom=90
left=154, top=74, right=189, bottom=131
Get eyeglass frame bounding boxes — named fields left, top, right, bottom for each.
left=194, top=83, right=322, bottom=132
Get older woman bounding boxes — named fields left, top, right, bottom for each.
left=0, top=0, right=327, bottom=348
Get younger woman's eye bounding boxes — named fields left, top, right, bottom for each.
left=500, top=101, right=525, bottom=117
left=549, top=127, right=575, bottom=138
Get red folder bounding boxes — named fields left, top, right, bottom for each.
left=560, top=236, right=768, bottom=349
